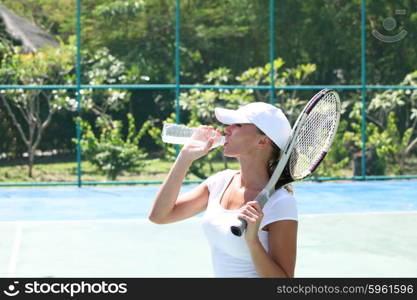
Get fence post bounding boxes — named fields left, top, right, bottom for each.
left=269, top=0, right=276, bottom=105
left=175, top=0, right=181, bottom=155
left=360, top=0, right=367, bottom=179
left=76, top=0, right=82, bottom=187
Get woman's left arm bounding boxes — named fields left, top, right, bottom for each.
left=240, top=201, right=298, bottom=277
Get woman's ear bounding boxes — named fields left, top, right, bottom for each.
left=257, top=136, right=271, bottom=149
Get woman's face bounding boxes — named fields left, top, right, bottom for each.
left=223, top=123, right=265, bottom=157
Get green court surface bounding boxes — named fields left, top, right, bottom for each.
left=1, top=211, right=416, bottom=277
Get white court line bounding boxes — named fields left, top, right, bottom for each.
left=8, top=222, right=22, bottom=277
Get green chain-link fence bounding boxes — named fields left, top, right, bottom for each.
left=0, top=0, right=416, bottom=187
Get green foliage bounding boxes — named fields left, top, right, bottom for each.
left=365, top=71, right=417, bottom=174
left=148, top=58, right=318, bottom=179
left=341, top=101, right=390, bottom=175
left=312, top=120, right=350, bottom=178
left=78, top=113, right=149, bottom=180
left=1, top=0, right=76, bottom=41
left=94, top=0, right=144, bottom=19
left=0, top=43, right=73, bottom=85
left=79, top=47, right=136, bottom=117
left=0, top=40, right=135, bottom=176
left=179, top=59, right=317, bottom=124
left=341, top=75, right=417, bottom=176
left=0, top=43, right=74, bottom=176
left=147, top=113, right=177, bottom=162
left=2, top=0, right=417, bottom=180
left=367, top=112, right=413, bottom=175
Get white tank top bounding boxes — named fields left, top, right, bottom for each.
left=201, top=169, right=298, bottom=277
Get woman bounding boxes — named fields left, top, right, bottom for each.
left=149, top=102, right=298, bottom=278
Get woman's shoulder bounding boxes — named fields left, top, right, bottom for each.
left=261, top=187, right=298, bottom=224
left=266, top=186, right=297, bottom=208
left=275, top=186, right=295, bottom=197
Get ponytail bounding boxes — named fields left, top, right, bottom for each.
left=266, top=140, right=294, bottom=195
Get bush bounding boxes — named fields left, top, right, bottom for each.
left=77, top=113, right=149, bottom=180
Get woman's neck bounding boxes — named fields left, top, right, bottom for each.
left=237, top=156, right=270, bottom=191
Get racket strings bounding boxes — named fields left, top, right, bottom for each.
left=290, top=92, right=340, bottom=179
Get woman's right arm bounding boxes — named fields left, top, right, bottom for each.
left=148, top=126, right=220, bottom=224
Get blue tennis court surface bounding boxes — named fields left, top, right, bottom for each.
left=1, top=180, right=416, bottom=221
left=0, top=180, right=416, bottom=277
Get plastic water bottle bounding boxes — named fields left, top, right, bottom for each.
left=161, top=123, right=225, bottom=148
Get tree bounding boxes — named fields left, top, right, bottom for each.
left=0, top=44, right=74, bottom=177
left=4, top=0, right=417, bottom=86
left=0, top=41, right=137, bottom=177
left=79, top=47, right=137, bottom=120
left=2, top=0, right=417, bottom=177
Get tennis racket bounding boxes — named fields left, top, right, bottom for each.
left=230, top=89, right=341, bottom=236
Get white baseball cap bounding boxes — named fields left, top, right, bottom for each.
left=214, top=102, right=292, bottom=150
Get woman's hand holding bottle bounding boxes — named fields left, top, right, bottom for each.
left=178, top=126, right=223, bottom=163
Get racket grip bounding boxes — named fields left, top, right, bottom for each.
left=230, top=219, right=248, bottom=237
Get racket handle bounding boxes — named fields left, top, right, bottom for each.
left=230, top=189, right=270, bottom=237
left=230, top=219, right=248, bottom=237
